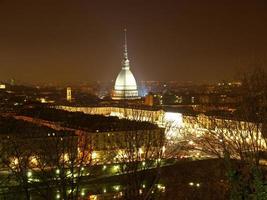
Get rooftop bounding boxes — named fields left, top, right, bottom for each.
left=18, top=107, right=159, bottom=132
left=0, top=116, right=75, bottom=138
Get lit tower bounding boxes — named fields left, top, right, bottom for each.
left=112, top=29, right=139, bottom=100
left=66, top=87, right=72, bottom=102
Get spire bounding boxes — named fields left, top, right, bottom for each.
left=124, top=28, right=128, bottom=59
left=122, top=28, right=130, bottom=69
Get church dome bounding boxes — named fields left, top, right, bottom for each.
left=114, top=68, right=137, bottom=91
left=112, top=29, right=139, bottom=100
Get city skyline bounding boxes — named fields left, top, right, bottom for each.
left=0, top=0, right=267, bottom=84
left=0, top=1, right=266, bottom=199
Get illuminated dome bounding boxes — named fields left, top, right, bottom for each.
left=112, top=30, right=139, bottom=100
left=115, top=68, right=137, bottom=91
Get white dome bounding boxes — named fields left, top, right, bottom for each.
left=113, top=66, right=139, bottom=100
left=114, top=68, right=137, bottom=91
left=112, top=29, right=140, bottom=100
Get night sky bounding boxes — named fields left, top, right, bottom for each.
left=0, top=0, right=267, bottom=84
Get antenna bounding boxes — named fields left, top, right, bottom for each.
left=124, top=28, right=128, bottom=59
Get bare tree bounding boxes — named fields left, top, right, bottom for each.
left=107, top=109, right=165, bottom=200
left=187, top=67, right=267, bottom=199
left=1, top=134, right=35, bottom=200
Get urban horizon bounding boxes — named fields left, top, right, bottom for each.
left=0, top=1, right=266, bottom=200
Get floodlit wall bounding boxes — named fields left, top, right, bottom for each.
left=56, top=106, right=165, bottom=125
left=55, top=106, right=265, bottom=147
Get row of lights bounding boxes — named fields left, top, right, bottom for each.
left=26, top=177, right=164, bottom=199
left=47, top=132, right=56, bottom=137
left=189, top=182, right=201, bottom=187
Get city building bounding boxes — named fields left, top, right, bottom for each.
left=112, top=29, right=139, bottom=100
left=56, top=105, right=266, bottom=145
left=144, top=94, right=154, bottom=106
left=0, top=83, right=6, bottom=89
left=66, top=87, right=72, bottom=102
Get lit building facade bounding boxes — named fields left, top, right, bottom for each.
left=66, top=87, right=72, bottom=102
left=56, top=105, right=266, bottom=149
left=0, top=84, right=6, bottom=89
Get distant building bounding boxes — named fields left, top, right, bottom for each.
left=112, top=29, right=139, bottom=100
left=144, top=94, right=154, bottom=106
left=10, top=79, right=15, bottom=86
left=66, top=87, right=72, bottom=102
left=0, top=84, right=6, bottom=89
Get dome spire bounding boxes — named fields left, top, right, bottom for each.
left=124, top=28, right=128, bottom=59
left=122, top=28, right=130, bottom=69
left=112, top=29, right=139, bottom=100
